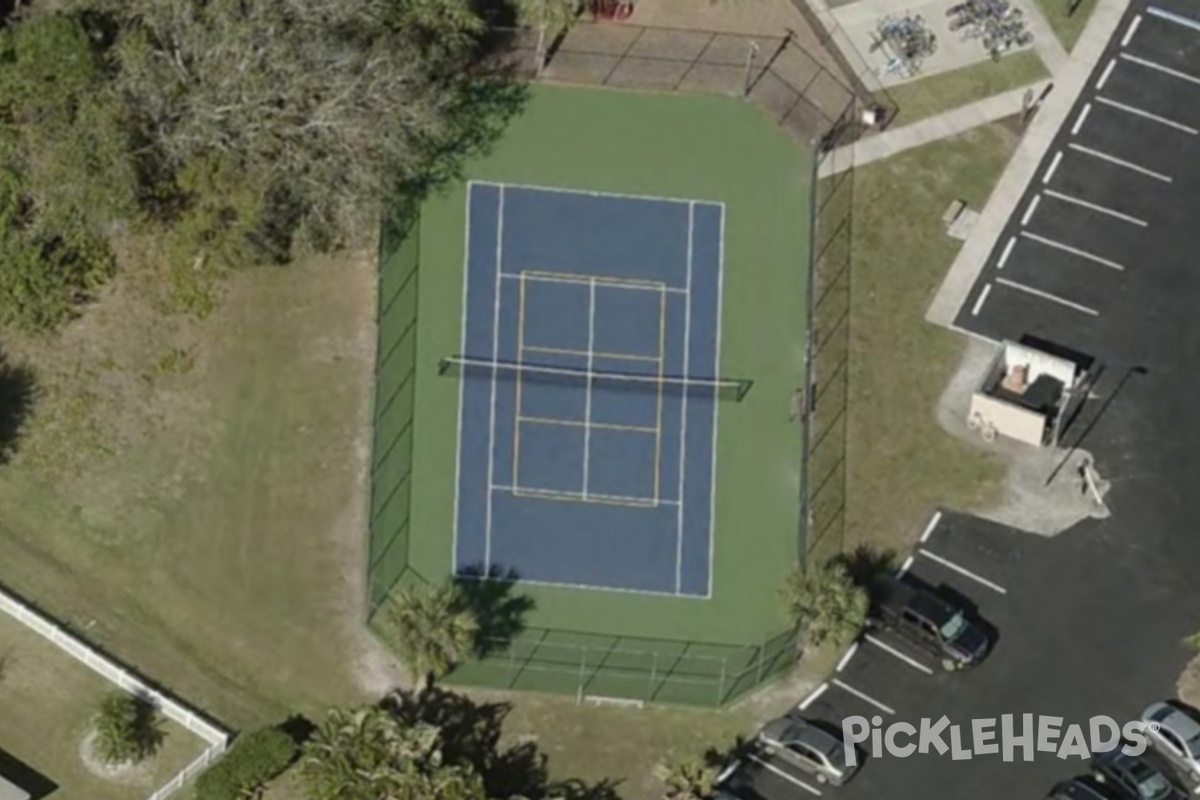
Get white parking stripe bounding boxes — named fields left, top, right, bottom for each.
left=863, top=633, right=935, bottom=674
left=1147, top=4, right=1200, bottom=33
left=1120, top=52, right=1200, bottom=87
left=1019, top=230, right=1126, bottom=271
left=1121, top=14, right=1142, bottom=47
left=1068, top=143, right=1173, bottom=183
left=895, top=555, right=915, bottom=577
left=971, top=284, right=992, bottom=316
left=1095, top=95, right=1198, bottom=134
left=1043, top=189, right=1149, bottom=227
left=919, top=511, right=942, bottom=543
left=1071, top=102, right=1092, bottom=135
left=1097, top=58, right=1117, bottom=89
left=1043, top=151, right=1063, bottom=183
left=917, top=549, right=1008, bottom=594
left=832, top=679, right=896, bottom=715
left=798, top=681, right=829, bottom=711
left=995, top=277, right=1100, bottom=315
left=997, top=236, right=1017, bottom=268
left=836, top=643, right=860, bottom=672
left=1021, top=195, right=1041, bottom=226
left=746, top=754, right=822, bottom=796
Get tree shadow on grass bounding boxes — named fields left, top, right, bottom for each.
left=454, top=563, right=536, bottom=658
left=0, top=354, right=36, bottom=465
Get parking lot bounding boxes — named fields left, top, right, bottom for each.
left=954, top=1, right=1200, bottom=365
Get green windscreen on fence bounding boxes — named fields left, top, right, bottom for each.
left=368, top=209, right=421, bottom=613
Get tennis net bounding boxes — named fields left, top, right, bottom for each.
left=438, top=354, right=753, bottom=401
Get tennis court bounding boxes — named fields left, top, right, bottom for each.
left=452, top=182, right=731, bottom=597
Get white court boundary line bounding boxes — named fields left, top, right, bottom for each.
left=917, top=549, right=1008, bottom=594
left=469, top=178, right=725, bottom=211
left=705, top=204, right=726, bottom=598
left=581, top=278, right=597, bottom=500
left=483, top=186, right=506, bottom=571
left=674, top=203, right=695, bottom=594
left=1043, top=189, right=1149, bottom=226
left=451, top=183, right=477, bottom=575
left=832, top=678, right=896, bottom=715
left=1120, top=52, right=1200, bottom=87
left=863, top=634, right=934, bottom=674
left=995, top=277, right=1100, bottom=315
left=1094, top=95, right=1198, bottom=134
left=1019, top=230, right=1126, bottom=270
left=1068, top=143, right=1173, bottom=182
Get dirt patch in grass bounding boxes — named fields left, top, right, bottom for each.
left=0, top=243, right=393, bottom=729
left=838, top=122, right=1016, bottom=554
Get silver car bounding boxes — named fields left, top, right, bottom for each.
left=756, top=714, right=859, bottom=786
left=1143, top=702, right=1200, bottom=778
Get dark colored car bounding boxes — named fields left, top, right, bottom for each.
left=1093, top=747, right=1187, bottom=800
left=1048, top=778, right=1121, bottom=800
left=867, top=575, right=990, bottom=670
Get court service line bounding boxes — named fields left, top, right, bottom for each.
left=745, top=755, right=822, bottom=796
left=863, top=634, right=934, bottom=674
left=995, top=277, right=1100, bottom=315
left=522, top=343, right=663, bottom=363
left=492, top=484, right=677, bottom=507
left=1094, top=95, right=1198, bottom=134
left=581, top=278, right=597, bottom=500
left=483, top=186, right=507, bottom=571
left=1121, top=13, right=1142, bottom=47
left=832, top=679, right=896, bottom=715
left=1071, top=102, right=1092, bottom=135
left=971, top=283, right=992, bottom=316
left=675, top=203, right=695, bottom=595
left=500, top=271, right=687, bottom=294
left=1043, top=189, right=1149, bottom=226
left=997, top=236, right=1017, bottom=268
left=518, top=415, right=659, bottom=435
left=1019, top=230, right=1126, bottom=271
left=706, top=205, right=727, bottom=597
left=1147, top=4, right=1200, bottom=32
left=1067, top=143, right=1172, bottom=182
left=1097, top=58, right=1117, bottom=90
left=1042, top=151, right=1063, bottom=184
left=450, top=183, right=476, bottom=572
left=917, top=549, right=1008, bottom=595
left=1120, top=52, right=1200, bottom=87
left=1021, top=194, right=1041, bottom=226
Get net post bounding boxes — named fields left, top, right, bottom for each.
left=577, top=645, right=588, bottom=703
left=717, top=657, right=728, bottom=705
left=649, top=651, right=658, bottom=698
left=755, top=636, right=765, bottom=684
left=507, top=639, right=518, bottom=687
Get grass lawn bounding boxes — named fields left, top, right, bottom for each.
left=0, top=611, right=207, bottom=799
left=0, top=247, right=380, bottom=731
left=833, top=122, right=1015, bottom=555
left=886, top=51, right=1049, bottom=128
left=1033, top=0, right=1099, bottom=52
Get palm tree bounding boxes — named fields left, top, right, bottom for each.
left=781, top=560, right=867, bottom=651
left=92, top=691, right=165, bottom=766
left=387, top=581, right=479, bottom=690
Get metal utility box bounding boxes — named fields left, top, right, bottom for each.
left=967, top=340, right=1087, bottom=447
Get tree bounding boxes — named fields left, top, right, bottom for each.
left=387, top=582, right=479, bottom=690
left=301, top=706, right=485, bottom=800
left=656, top=755, right=718, bottom=800
left=514, top=0, right=582, bottom=74
left=781, top=560, right=867, bottom=650
left=92, top=691, right=165, bottom=766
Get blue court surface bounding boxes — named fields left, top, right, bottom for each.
left=452, top=181, right=725, bottom=596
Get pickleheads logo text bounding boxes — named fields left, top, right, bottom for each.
left=842, top=714, right=1155, bottom=766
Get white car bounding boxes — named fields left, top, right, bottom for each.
left=1143, top=702, right=1200, bottom=779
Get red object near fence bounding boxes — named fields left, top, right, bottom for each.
left=589, top=0, right=634, bottom=20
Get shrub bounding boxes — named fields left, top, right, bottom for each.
left=92, top=691, right=165, bottom=765
left=195, top=726, right=297, bottom=800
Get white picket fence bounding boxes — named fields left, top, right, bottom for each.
left=0, top=585, right=232, bottom=800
